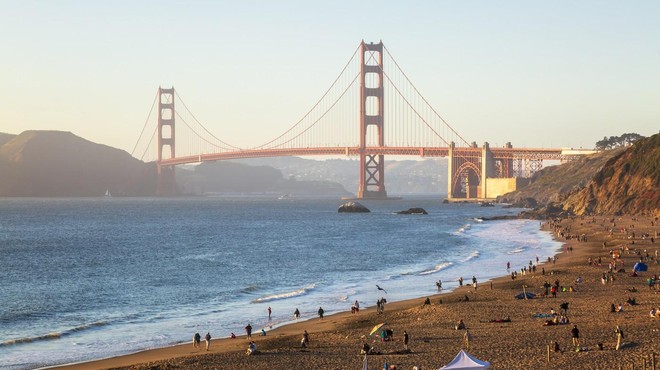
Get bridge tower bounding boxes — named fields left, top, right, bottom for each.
left=357, top=41, right=387, bottom=199
left=157, top=87, right=177, bottom=196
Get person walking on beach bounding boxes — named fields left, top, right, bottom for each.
left=463, top=330, right=472, bottom=350
left=204, top=332, right=211, bottom=351
left=294, top=308, right=300, bottom=319
left=403, top=330, right=410, bottom=351
left=571, top=325, right=580, bottom=348
left=268, top=306, right=272, bottom=320
left=318, top=306, right=324, bottom=319
left=615, top=325, right=624, bottom=350
left=193, top=332, right=201, bottom=348
left=245, top=323, right=252, bottom=339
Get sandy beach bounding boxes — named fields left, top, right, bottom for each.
left=55, top=215, right=660, bottom=370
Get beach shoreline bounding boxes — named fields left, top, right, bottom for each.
left=52, top=215, right=659, bottom=370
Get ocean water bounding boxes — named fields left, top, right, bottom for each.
left=0, top=197, right=561, bottom=369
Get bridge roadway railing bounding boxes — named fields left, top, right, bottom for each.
left=159, top=146, right=575, bottom=166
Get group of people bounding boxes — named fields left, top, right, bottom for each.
left=376, top=297, right=387, bottom=314
left=361, top=329, right=411, bottom=355
left=192, top=332, right=212, bottom=351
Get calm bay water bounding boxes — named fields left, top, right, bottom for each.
left=0, top=197, right=560, bottom=369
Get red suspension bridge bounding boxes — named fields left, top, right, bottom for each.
left=132, top=41, right=595, bottom=199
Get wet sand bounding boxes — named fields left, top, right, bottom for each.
left=56, top=215, right=660, bottom=370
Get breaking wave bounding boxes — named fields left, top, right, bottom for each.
left=419, top=262, right=453, bottom=276
left=0, top=321, right=109, bottom=347
left=253, top=284, right=317, bottom=303
left=462, top=251, right=480, bottom=262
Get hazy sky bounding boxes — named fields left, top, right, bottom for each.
left=1, top=1, right=658, bottom=154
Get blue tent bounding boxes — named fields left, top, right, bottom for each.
left=515, top=292, right=536, bottom=300
left=633, top=262, right=648, bottom=272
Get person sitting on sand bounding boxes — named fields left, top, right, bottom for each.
left=455, top=319, right=466, bottom=330
left=424, top=297, right=431, bottom=306
left=616, top=303, right=625, bottom=312
left=360, top=342, right=371, bottom=355
left=246, top=341, right=257, bottom=355
left=301, top=330, right=309, bottom=347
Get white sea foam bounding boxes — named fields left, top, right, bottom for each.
left=419, top=262, right=453, bottom=275
left=456, top=223, right=472, bottom=233
left=253, top=284, right=317, bottom=303
left=462, top=251, right=480, bottom=262
left=508, top=247, right=525, bottom=254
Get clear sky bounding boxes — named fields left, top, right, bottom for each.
left=1, top=1, right=658, bottom=154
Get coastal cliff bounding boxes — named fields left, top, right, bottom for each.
left=561, top=133, right=659, bottom=216
left=499, top=133, right=659, bottom=216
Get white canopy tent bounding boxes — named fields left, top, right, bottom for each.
left=438, top=350, right=491, bottom=369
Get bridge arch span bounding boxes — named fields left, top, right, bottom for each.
left=451, top=161, right=481, bottom=199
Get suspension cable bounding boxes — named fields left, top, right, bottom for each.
left=264, top=72, right=361, bottom=149
left=131, top=89, right=158, bottom=157
left=253, top=42, right=362, bottom=150
left=175, top=112, right=236, bottom=152
left=174, top=90, right=243, bottom=150
left=383, top=45, right=471, bottom=146
left=140, top=125, right=158, bottom=161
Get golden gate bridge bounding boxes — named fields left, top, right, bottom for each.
left=131, top=41, right=595, bottom=199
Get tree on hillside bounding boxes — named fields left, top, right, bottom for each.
left=595, top=133, right=645, bottom=150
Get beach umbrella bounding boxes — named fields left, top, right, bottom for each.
left=369, top=322, right=387, bottom=336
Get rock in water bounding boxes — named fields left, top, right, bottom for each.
left=338, top=201, right=370, bottom=213
left=396, top=207, right=428, bottom=215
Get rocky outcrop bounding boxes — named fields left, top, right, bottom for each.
left=338, top=201, right=370, bottom=213
left=560, top=134, right=659, bottom=216
left=396, top=207, right=428, bottom=215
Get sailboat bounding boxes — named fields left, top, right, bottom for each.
left=104, top=189, right=112, bottom=198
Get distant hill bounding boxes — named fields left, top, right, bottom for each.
left=0, top=131, right=156, bottom=196
left=499, top=133, right=659, bottom=216
left=234, top=157, right=448, bottom=195
left=0, top=132, right=16, bottom=147
left=176, top=161, right=351, bottom=196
